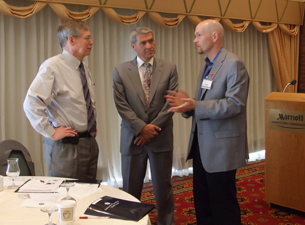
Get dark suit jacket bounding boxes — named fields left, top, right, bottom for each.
left=185, top=48, right=249, bottom=173
left=113, top=57, right=179, bottom=155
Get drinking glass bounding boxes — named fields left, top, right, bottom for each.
left=6, top=158, right=20, bottom=189
left=60, top=182, right=76, bottom=202
left=40, top=206, right=58, bottom=225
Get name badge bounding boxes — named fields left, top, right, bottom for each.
left=201, top=79, right=213, bottom=90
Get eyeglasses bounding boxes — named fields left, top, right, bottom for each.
left=74, top=36, right=93, bottom=41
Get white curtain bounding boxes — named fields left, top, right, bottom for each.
left=0, top=2, right=275, bottom=187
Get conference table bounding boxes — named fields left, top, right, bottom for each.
left=0, top=176, right=151, bottom=225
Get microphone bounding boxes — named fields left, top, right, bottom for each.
left=283, top=79, right=297, bottom=92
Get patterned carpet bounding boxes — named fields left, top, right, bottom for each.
left=141, top=160, right=305, bottom=225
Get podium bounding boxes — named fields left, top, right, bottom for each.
left=265, top=92, right=305, bottom=212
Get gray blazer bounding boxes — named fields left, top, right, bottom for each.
left=185, top=48, right=249, bottom=173
left=113, top=57, right=179, bottom=155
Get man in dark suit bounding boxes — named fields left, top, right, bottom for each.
left=166, top=20, right=249, bottom=225
left=113, top=27, right=178, bottom=225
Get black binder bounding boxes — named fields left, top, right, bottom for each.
left=84, top=195, right=155, bottom=221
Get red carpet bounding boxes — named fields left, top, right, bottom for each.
left=141, top=160, right=305, bottom=225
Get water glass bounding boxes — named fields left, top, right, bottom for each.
left=41, top=206, right=58, bottom=225
left=6, top=158, right=20, bottom=189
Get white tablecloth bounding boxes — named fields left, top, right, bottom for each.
left=0, top=177, right=151, bottom=225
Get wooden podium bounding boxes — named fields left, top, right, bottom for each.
left=265, top=92, right=305, bottom=212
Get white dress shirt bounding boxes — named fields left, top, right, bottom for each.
left=23, top=50, right=96, bottom=138
left=136, top=56, right=154, bottom=86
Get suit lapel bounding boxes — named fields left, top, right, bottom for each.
left=127, top=58, right=146, bottom=107
left=209, top=49, right=227, bottom=81
left=198, top=49, right=227, bottom=100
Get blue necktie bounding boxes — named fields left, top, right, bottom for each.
left=79, top=62, right=96, bottom=136
left=198, top=62, right=213, bottom=100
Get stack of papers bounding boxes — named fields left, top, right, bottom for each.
left=68, top=183, right=100, bottom=199
left=16, top=178, right=64, bottom=193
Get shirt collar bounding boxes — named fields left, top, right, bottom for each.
left=204, top=47, right=223, bottom=66
left=62, top=49, right=82, bottom=69
left=137, top=56, right=154, bottom=69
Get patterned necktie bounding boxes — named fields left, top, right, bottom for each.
left=143, top=63, right=152, bottom=110
left=79, top=62, right=96, bottom=136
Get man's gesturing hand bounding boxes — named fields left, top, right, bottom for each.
left=165, top=89, right=195, bottom=113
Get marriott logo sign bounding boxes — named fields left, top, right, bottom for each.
left=269, top=109, right=305, bottom=133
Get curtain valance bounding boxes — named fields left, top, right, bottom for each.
left=0, top=0, right=304, bottom=27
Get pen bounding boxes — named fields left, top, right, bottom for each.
left=40, top=180, right=45, bottom=183
left=79, top=216, right=110, bottom=219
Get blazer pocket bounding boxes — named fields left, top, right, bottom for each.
left=215, top=130, right=240, bottom=138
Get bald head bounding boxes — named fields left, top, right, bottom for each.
left=194, top=19, right=224, bottom=60
left=202, top=20, right=223, bottom=42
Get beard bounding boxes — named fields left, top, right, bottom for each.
left=197, top=47, right=204, bottom=55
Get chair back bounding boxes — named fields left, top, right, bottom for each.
left=0, top=140, right=35, bottom=176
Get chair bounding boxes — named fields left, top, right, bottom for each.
left=0, top=140, right=35, bottom=176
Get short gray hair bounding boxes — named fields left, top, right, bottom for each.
left=57, top=20, right=89, bottom=48
left=130, top=27, right=154, bottom=44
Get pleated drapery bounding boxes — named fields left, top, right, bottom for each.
left=0, top=0, right=300, bottom=93
left=0, top=4, right=275, bottom=186
left=0, top=1, right=295, bottom=186
left=268, top=25, right=299, bottom=92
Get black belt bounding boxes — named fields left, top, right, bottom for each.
left=59, top=132, right=92, bottom=145
left=78, top=131, right=92, bottom=138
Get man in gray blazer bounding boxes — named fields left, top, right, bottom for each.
left=113, top=27, right=178, bottom=225
left=166, top=20, right=249, bottom=225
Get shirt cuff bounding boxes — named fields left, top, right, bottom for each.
left=43, top=125, right=56, bottom=138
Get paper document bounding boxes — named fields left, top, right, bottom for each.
left=21, top=193, right=61, bottom=208
left=16, top=178, right=64, bottom=193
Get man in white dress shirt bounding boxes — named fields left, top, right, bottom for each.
left=23, top=20, right=99, bottom=180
